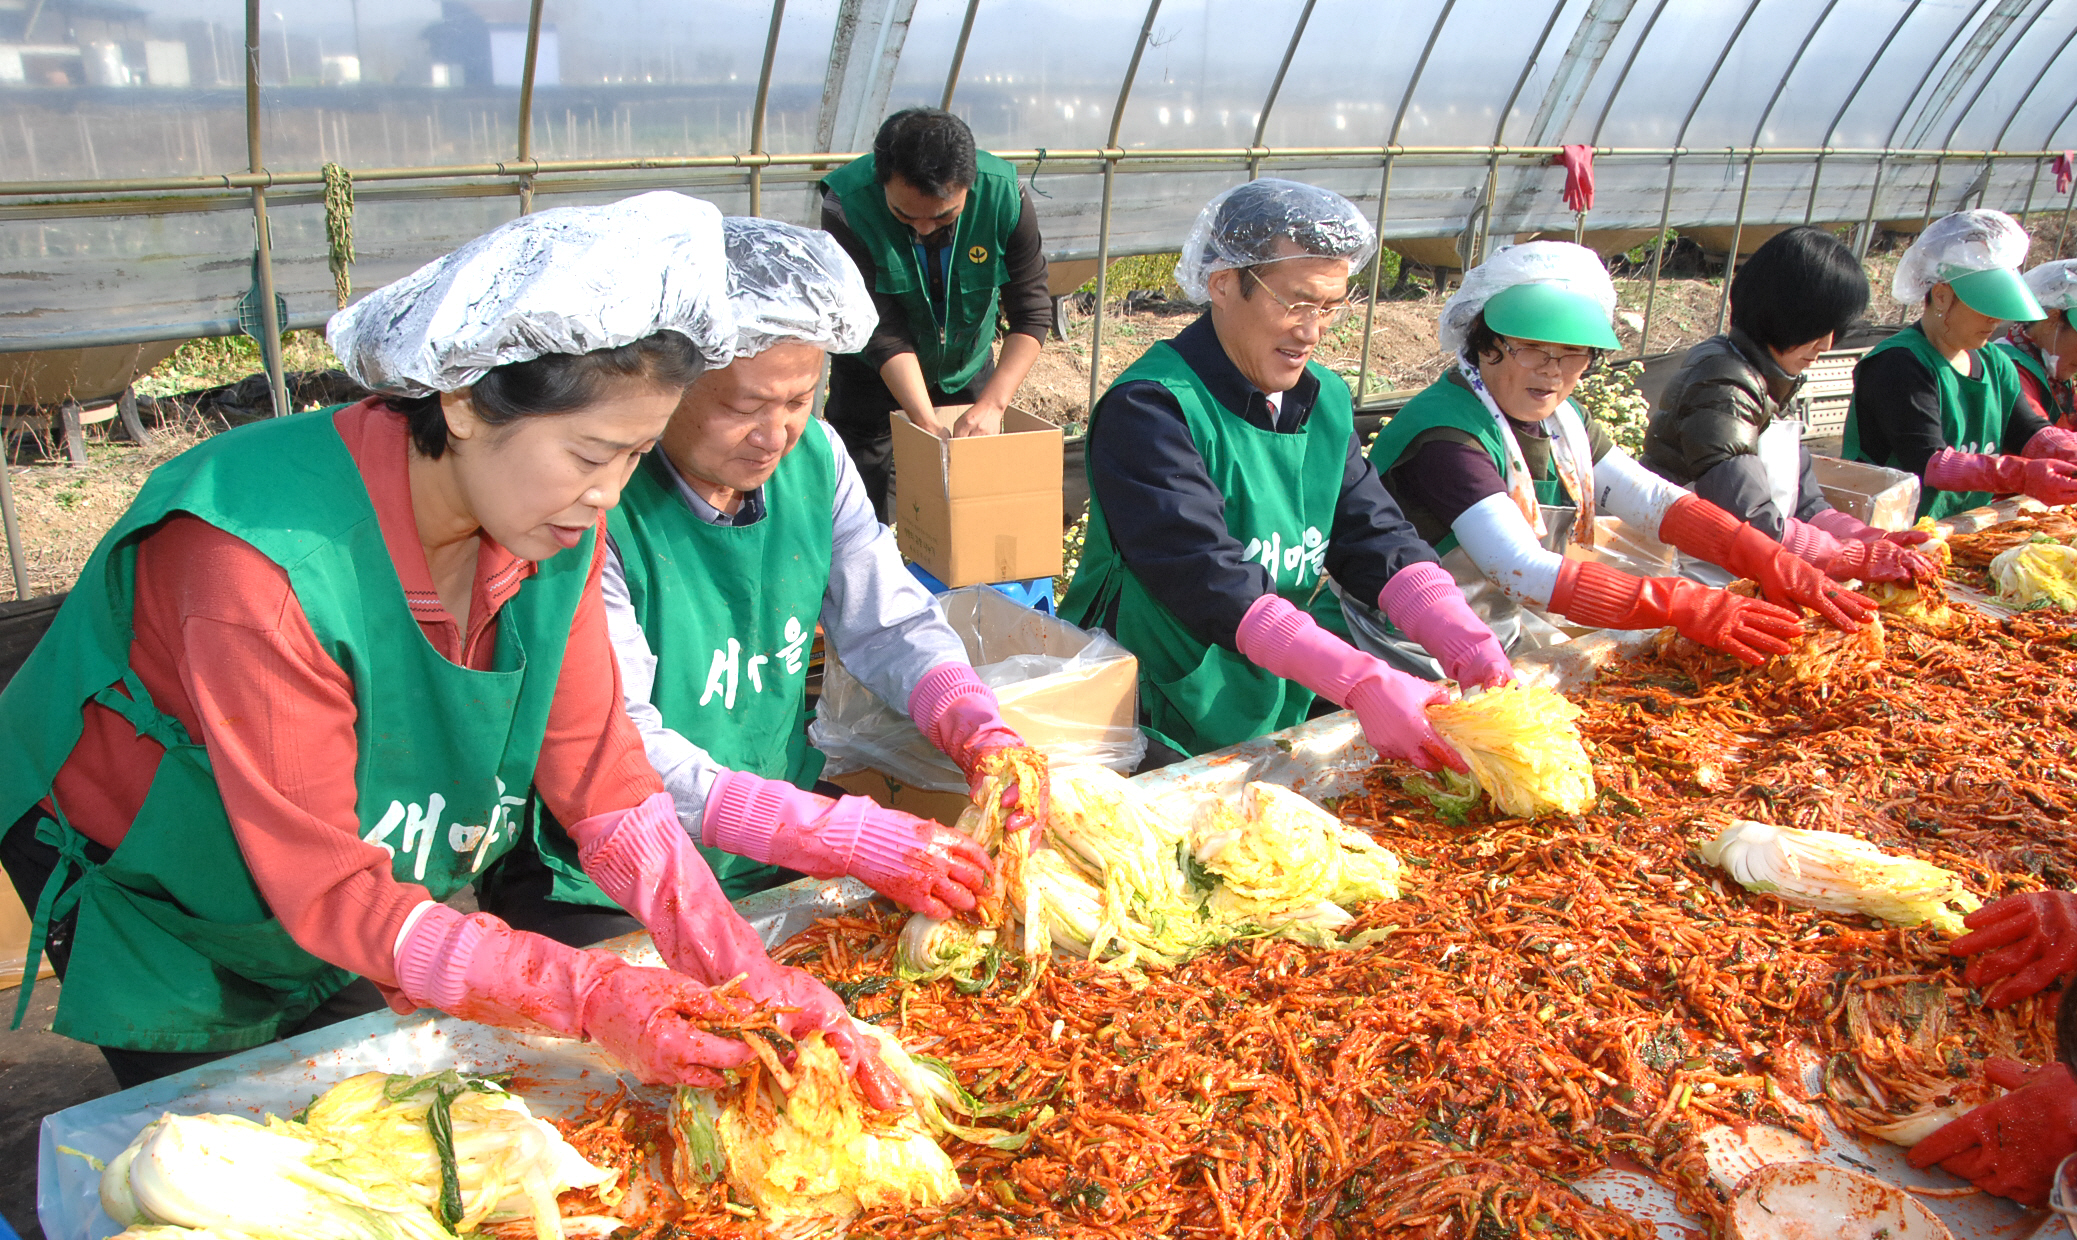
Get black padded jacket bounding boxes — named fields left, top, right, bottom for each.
left=1641, top=329, right=1829, bottom=538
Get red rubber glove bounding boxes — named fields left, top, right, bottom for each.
left=1377, top=560, right=1514, bottom=690
left=1925, top=447, right=2077, bottom=507
left=1949, top=890, right=2077, bottom=1008
left=703, top=770, right=992, bottom=919
left=568, top=792, right=907, bottom=1109
left=1550, top=559, right=1802, bottom=666
left=1657, top=494, right=1875, bottom=631
left=392, top=904, right=754, bottom=1087
left=909, top=663, right=1042, bottom=837
left=1235, top=593, right=1466, bottom=774
left=1907, top=1059, right=2077, bottom=1206
left=2024, top=425, right=2077, bottom=465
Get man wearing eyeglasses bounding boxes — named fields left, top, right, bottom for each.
left=1060, top=179, right=1512, bottom=769
left=819, top=107, right=1052, bottom=520
left=1353, top=241, right=1872, bottom=675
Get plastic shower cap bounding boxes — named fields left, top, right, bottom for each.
left=722, top=216, right=877, bottom=358
left=1174, top=178, right=1377, bottom=303
left=1438, top=240, right=1617, bottom=355
left=328, top=190, right=736, bottom=396
left=2025, top=259, right=2077, bottom=313
left=1892, top=209, right=2031, bottom=305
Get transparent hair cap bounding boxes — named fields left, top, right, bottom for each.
left=723, top=216, right=878, bottom=358
left=1892, top=209, right=2032, bottom=306
left=2025, top=259, right=2077, bottom=313
left=328, top=190, right=737, bottom=396
left=1439, top=241, right=1617, bottom=355
left=1173, top=178, right=1377, bottom=304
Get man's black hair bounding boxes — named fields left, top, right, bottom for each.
left=873, top=107, right=979, bottom=199
left=1729, top=226, right=1869, bottom=353
left=383, top=330, right=704, bottom=459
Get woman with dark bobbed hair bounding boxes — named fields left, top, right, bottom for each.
left=1643, top=226, right=1935, bottom=585
left=0, top=192, right=899, bottom=1107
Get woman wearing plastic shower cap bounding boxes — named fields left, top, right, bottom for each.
left=1642, top=226, right=1937, bottom=588
left=479, top=215, right=1035, bottom=940
left=1845, top=209, right=2074, bottom=520
left=1060, top=178, right=1510, bottom=770
left=1360, top=241, right=1873, bottom=673
left=1995, top=259, right=2077, bottom=429
left=0, top=190, right=903, bottom=1108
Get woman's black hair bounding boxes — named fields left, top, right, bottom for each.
left=1729, top=226, right=1870, bottom=353
left=872, top=107, right=978, bottom=199
left=1460, top=310, right=1604, bottom=375
left=384, top=330, right=703, bottom=459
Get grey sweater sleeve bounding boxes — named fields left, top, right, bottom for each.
left=815, top=420, right=973, bottom=711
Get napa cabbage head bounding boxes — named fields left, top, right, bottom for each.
left=1700, top=819, right=1981, bottom=935
left=1426, top=684, right=1596, bottom=818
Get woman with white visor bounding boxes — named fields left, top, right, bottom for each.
left=1350, top=242, right=1874, bottom=673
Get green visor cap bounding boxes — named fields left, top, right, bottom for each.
left=1948, top=266, right=2046, bottom=322
left=1481, top=281, right=1621, bottom=350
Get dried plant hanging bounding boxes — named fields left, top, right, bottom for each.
left=322, top=162, right=356, bottom=309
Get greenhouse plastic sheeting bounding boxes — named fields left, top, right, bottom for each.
left=3, top=0, right=2076, bottom=339
left=35, top=617, right=2049, bottom=1240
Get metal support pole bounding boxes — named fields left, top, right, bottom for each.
left=2019, top=155, right=2043, bottom=226
left=245, top=0, right=289, bottom=417
left=514, top=0, right=545, bottom=213
left=940, top=0, right=982, bottom=109
left=1354, top=153, right=1397, bottom=404
left=1085, top=0, right=1164, bottom=418
left=1247, top=0, right=1318, bottom=179
left=2062, top=179, right=2077, bottom=259
left=0, top=448, right=27, bottom=598
left=1804, top=153, right=1824, bottom=224
left=1857, top=153, right=1888, bottom=262
left=1636, top=152, right=1679, bottom=361
left=1473, top=149, right=1501, bottom=265
left=1919, top=154, right=1944, bottom=232
left=1717, top=151, right=1755, bottom=332
left=747, top=0, right=787, bottom=217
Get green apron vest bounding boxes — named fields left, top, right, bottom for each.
left=525, top=435, right=838, bottom=907
left=1845, top=324, right=2020, bottom=520
left=1997, top=338, right=2069, bottom=423
left=821, top=152, right=1020, bottom=392
left=1368, top=377, right=1571, bottom=556
left=1059, top=341, right=1351, bottom=758
left=0, top=407, right=585, bottom=1053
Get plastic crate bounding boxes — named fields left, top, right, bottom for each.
left=907, top=562, right=1055, bottom=614
left=1793, top=346, right=1867, bottom=441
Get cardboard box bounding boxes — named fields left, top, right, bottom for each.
left=891, top=406, right=1064, bottom=588
left=828, top=768, right=976, bottom=829
left=1, top=868, right=52, bottom=991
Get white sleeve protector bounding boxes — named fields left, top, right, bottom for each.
left=1593, top=446, right=1688, bottom=533
left=1449, top=492, right=1565, bottom=608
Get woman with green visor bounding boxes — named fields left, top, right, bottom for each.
left=0, top=193, right=899, bottom=1106
left=1845, top=210, right=2077, bottom=519
left=1354, top=242, right=1873, bottom=672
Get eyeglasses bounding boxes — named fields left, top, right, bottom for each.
left=1501, top=339, right=1597, bottom=376
left=1246, top=269, right=1352, bottom=328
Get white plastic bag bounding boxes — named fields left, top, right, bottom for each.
left=811, top=586, right=1144, bottom=792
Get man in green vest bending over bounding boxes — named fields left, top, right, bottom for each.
left=480, top=216, right=1042, bottom=939
left=820, top=107, right=1053, bottom=520
left=1059, top=179, right=1512, bottom=768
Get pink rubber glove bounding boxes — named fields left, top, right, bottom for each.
left=1234, top=593, right=1466, bottom=774
left=566, top=792, right=907, bottom=1109
left=1777, top=516, right=1846, bottom=568
left=1925, top=447, right=2077, bottom=507
left=392, top=903, right=754, bottom=1087
left=1948, top=890, right=2077, bottom=1009
left=1377, top=560, right=1514, bottom=690
left=2024, top=425, right=2077, bottom=465
left=1827, top=537, right=1939, bottom=584
left=1907, top=1059, right=2077, bottom=1206
left=909, top=663, right=1043, bottom=839
left=1807, top=507, right=1936, bottom=549
left=703, top=769, right=992, bottom=919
